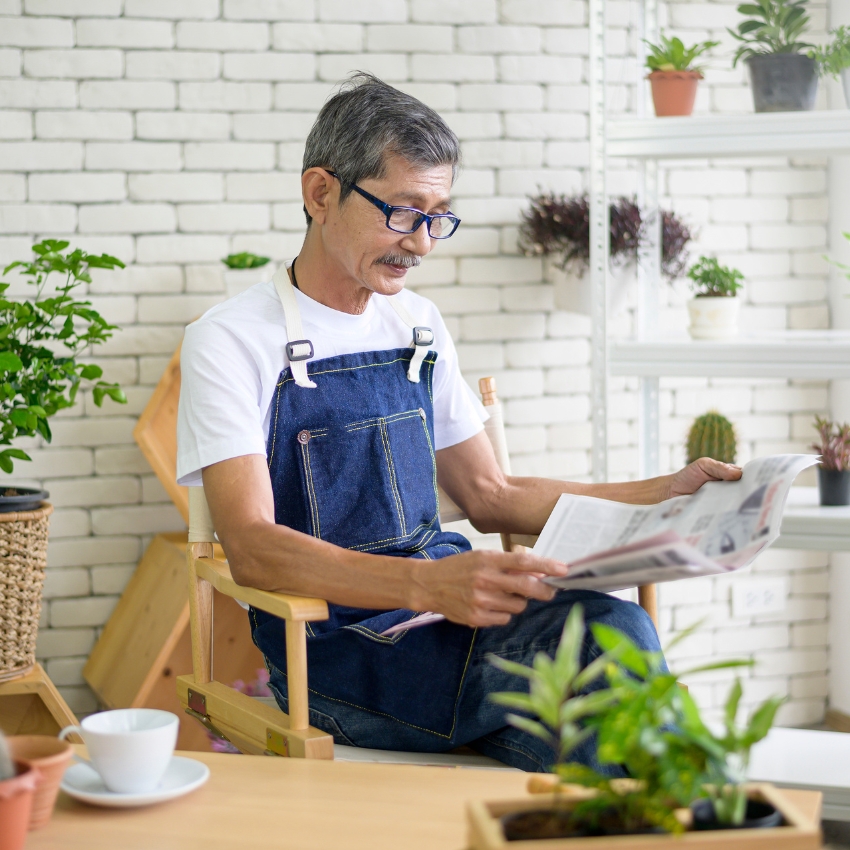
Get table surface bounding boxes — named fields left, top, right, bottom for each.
left=31, top=749, right=823, bottom=850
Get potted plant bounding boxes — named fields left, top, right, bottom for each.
left=0, top=239, right=125, bottom=680
left=811, top=415, right=850, bottom=506
left=686, top=256, right=744, bottom=340
left=730, top=0, right=818, bottom=112
left=644, top=34, right=719, bottom=116
left=467, top=608, right=802, bottom=846
left=811, top=26, right=850, bottom=107
left=222, top=251, right=275, bottom=299
left=687, top=411, right=738, bottom=464
left=518, top=194, right=692, bottom=315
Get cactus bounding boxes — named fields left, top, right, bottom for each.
left=686, top=411, right=737, bottom=465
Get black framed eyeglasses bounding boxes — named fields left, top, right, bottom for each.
left=326, top=170, right=461, bottom=239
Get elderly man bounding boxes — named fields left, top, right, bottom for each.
left=177, top=73, right=739, bottom=772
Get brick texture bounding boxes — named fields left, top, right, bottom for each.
left=0, top=0, right=832, bottom=724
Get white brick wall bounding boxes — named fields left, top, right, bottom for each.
left=0, top=0, right=832, bottom=723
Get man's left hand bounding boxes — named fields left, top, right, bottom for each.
left=664, top=457, right=742, bottom=500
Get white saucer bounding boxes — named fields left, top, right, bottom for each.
left=60, top=756, right=210, bottom=808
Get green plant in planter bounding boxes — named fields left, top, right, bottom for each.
left=222, top=252, right=271, bottom=270
left=687, top=256, right=744, bottom=298
left=644, top=34, right=719, bottom=72
left=729, top=0, right=813, bottom=65
left=687, top=411, right=737, bottom=465
left=810, top=25, right=850, bottom=77
left=0, top=240, right=126, bottom=474
left=489, top=608, right=753, bottom=835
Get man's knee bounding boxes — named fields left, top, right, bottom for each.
left=581, top=593, right=662, bottom=654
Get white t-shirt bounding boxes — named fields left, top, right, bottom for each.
left=176, top=271, right=487, bottom=486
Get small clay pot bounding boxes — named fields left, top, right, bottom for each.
left=818, top=467, right=850, bottom=507
left=691, top=798, right=783, bottom=830
left=7, top=735, right=73, bottom=829
left=648, top=70, right=702, bottom=117
left=0, top=762, right=40, bottom=850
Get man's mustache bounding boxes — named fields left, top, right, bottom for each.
left=376, top=254, right=421, bottom=269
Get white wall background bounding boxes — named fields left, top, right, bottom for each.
left=0, top=0, right=836, bottom=723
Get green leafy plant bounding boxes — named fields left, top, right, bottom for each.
left=729, top=0, right=814, bottom=66
left=687, top=411, right=737, bottom=465
left=812, top=415, right=850, bottom=472
left=0, top=240, right=126, bottom=474
left=825, top=230, right=850, bottom=281
left=644, top=34, right=719, bottom=73
left=687, top=256, right=744, bottom=298
left=811, top=26, right=850, bottom=77
left=700, top=679, right=784, bottom=824
left=489, top=608, right=755, bottom=835
left=221, top=252, right=271, bottom=270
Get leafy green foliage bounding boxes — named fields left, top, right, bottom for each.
left=687, top=256, right=744, bottom=298
left=221, top=252, right=271, bottom=270
left=0, top=240, right=126, bottom=474
left=489, top=609, right=772, bottom=834
left=729, top=0, right=813, bottom=66
left=644, top=34, right=719, bottom=72
left=811, top=26, right=850, bottom=76
left=687, top=411, right=737, bottom=465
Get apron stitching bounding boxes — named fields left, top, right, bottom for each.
left=426, top=357, right=434, bottom=404
left=345, top=410, right=421, bottom=430
left=267, top=386, right=283, bottom=466
left=352, top=520, right=438, bottom=551
left=299, top=441, right=321, bottom=538
left=379, top=418, right=407, bottom=537
left=418, top=415, right=440, bottom=516
left=343, top=624, right=400, bottom=644
left=447, top=626, right=479, bottom=739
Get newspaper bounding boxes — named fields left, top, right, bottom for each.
left=536, top=453, right=818, bottom=592
left=381, top=454, right=816, bottom=636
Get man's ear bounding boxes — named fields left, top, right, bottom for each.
left=302, top=168, right=335, bottom=226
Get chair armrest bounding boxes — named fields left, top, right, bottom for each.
left=193, top=556, right=329, bottom=622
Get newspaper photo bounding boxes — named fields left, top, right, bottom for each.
left=535, top=453, right=818, bottom=592
left=382, top=454, right=817, bottom=635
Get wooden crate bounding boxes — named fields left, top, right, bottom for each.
left=467, top=784, right=821, bottom=850
left=0, top=664, right=78, bottom=737
left=84, top=342, right=266, bottom=751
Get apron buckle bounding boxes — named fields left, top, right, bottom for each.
left=286, top=339, right=314, bottom=362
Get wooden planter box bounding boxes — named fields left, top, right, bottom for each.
left=467, top=784, right=821, bottom=850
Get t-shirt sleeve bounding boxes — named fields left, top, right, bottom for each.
left=430, top=309, right=488, bottom=451
left=176, top=319, right=268, bottom=486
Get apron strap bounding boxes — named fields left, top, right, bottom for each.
left=386, top=294, right=433, bottom=384
left=273, top=265, right=317, bottom=389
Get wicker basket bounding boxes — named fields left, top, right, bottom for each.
left=0, top=503, right=53, bottom=683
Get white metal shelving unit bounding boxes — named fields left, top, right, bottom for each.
left=588, top=0, right=850, bottom=501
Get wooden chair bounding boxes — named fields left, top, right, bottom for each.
left=177, top=377, right=657, bottom=760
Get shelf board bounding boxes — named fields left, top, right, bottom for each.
left=777, top=487, right=850, bottom=551
left=609, top=331, right=850, bottom=379
left=607, top=110, right=850, bottom=159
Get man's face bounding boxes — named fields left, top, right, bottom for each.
left=324, top=155, right=454, bottom=298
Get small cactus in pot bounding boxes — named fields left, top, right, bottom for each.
left=687, top=411, right=737, bottom=465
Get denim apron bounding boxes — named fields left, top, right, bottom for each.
left=250, top=270, right=478, bottom=739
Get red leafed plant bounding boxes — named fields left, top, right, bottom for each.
left=812, top=416, right=850, bottom=471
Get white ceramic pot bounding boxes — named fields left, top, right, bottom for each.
left=687, top=296, right=740, bottom=340
left=223, top=264, right=276, bottom=299
left=549, top=261, right=633, bottom=318
left=842, top=67, right=850, bottom=109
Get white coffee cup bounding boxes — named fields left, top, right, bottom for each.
left=59, top=708, right=179, bottom=794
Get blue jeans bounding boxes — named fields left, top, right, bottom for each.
left=266, top=590, right=663, bottom=772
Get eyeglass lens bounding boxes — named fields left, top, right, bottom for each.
left=387, top=208, right=458, bottom=238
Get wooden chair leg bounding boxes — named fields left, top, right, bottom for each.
left=638, top=584, right=658, bottom=629
left=187, top=542, right=214, bottom=685
left=285, top=620, right=309, bottom=731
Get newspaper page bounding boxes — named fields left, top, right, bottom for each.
left=535, top=454, right=818, bottom=592
left=382, top=454, right=816, bottom=634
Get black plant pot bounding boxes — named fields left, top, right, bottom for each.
left=818, top=467, right=850, bottom=507
left=0, top=486, right=49, bottom=514
left=691, top=799, right=783, bottom=830
left=746, top=54, right=818, bottom=112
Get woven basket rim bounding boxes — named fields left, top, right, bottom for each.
left=0, top=502, right=53, bottom=523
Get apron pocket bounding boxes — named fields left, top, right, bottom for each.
left=296, top=410, right=438, bottom=551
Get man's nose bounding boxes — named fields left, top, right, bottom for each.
left=399, top=222, right=433, bottom=256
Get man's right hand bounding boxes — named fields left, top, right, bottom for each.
left=407, top=550, right=569, bottom=628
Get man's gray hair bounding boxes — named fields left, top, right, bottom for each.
left=302, top=72, right=461, bottom=224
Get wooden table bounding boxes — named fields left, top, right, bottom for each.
left=30, top=749, right=823, bottom=850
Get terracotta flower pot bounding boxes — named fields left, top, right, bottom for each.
left=0, top=763, right=39, bottom=850
left=7, top=736, right=73, bottom=829
left=648, top=70, right=702, bottom=116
